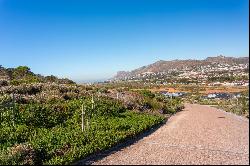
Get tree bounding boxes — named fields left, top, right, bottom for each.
left=13, top=66, right=32, bottom=79
left=58, top=78, right=75, bottom=84
left=45, top=75, right=58, bottom=82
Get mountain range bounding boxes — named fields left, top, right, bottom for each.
left=113, top=55, right=249, bottom=80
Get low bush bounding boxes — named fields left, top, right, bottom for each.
left=0, top=97, right=164, bottom=165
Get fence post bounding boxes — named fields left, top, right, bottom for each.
left=90, top=94, right=94, bottom=130
left=12, top=93, right=15, bottom=126
left=86, top=105, right=89, bottom=131
left=81, top=104, right=85, bottom=132
left=91, top=94, right=94, bottom=110
left=98, top=92, right=101, bottom=101
left=0, top=108, right=1, bottom=123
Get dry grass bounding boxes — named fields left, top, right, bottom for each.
left=136, top=85, right=248, bottom=94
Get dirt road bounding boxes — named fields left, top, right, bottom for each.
left=92, top=103, right=249, bottom=165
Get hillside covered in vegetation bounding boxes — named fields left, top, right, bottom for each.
left=0, top=66, right=184, bottom=165
left=0, top=65, right=75, bottom=86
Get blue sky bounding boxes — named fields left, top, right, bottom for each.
left=0, top=0, right=249, bottom=82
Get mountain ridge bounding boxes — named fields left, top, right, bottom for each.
left=113, top=55, right=249, bottom=80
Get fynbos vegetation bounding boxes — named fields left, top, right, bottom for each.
left=0, top=65, right=183, bottom=165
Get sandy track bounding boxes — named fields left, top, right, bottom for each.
left=92, top=103, right=249, bottom=165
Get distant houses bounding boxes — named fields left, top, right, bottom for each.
left=208, top=80, right=249, bottom=87
left=202, top=92, right=242, bottom=100
left=159, top=89, right=244, bottom=100
left=160, top=91, right=186, bottom=98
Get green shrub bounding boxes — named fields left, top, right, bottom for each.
left=140, top=90, right=155, bottom=99
left=0, top=97, right=164, bottom=165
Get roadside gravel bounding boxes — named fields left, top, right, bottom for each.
left=92, top=103, right=249, bottom=165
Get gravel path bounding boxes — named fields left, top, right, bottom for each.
left=92, top=103, right=249, bottom=165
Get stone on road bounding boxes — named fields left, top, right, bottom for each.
left=93, top=103, right=249, bottom=165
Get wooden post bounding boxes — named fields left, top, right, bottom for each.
left=170, top=94, right=173, bottom=107
left=91, top=94, right=94, bottom=110
left=86, top=112, right=89, bottom=131
left=12, top=93, right=15, bottom=126
left=12, top=93, right=15, bottom=105
left=90, top=94, right=94, bottom=130
left=81, top=104, right=85, bottom=132
left=0, top=103, right=2, bottom=123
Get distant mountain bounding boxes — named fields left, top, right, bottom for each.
left=113, top=55, right=249, bottom=80
left=205, top=55, right=249, bottom=64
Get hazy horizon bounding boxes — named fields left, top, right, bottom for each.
left=0, top=0, right=249, bottom=82
left=1, top=54, right=248, bottom=83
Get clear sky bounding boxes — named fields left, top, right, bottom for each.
left=0, top=0, right=249, bottom=82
